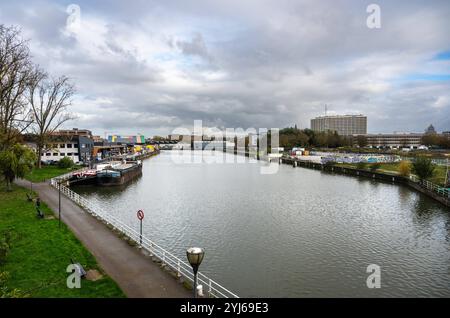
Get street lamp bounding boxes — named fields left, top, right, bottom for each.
left=186, top=247, right=205, bottom=298
left=58, top=179, right=62, bottom=228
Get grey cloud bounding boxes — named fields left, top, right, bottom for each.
left=176, top=33, right=211, bottom=61
left=1, top=0, right=449, bottom=136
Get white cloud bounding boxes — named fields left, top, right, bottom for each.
left=433, top=96, right=450, bottom=109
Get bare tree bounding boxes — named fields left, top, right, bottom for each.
left=28, top=73, right=76, bottom=167
left=0, top=25, right=37, bottom=150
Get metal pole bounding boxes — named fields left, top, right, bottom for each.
left=193, top=271, right=198, bottom=298
left=58, top=181, right=61, bottom=228
left=140, top=219, right=142, bottom=246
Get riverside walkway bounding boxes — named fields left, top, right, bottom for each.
left=15, top=179, right=190, bottom=298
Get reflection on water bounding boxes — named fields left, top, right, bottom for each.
left=73, top=151, right=450, bottom=297
left=398, top=186, right=412, bottom=206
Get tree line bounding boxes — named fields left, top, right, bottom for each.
left=0, top=25, right=75, bottom=190
left=279, top=127, right=450, bottom=150
left=279, top=127, right=354, bottom=149
left=421, top=134, right=450, bottom=149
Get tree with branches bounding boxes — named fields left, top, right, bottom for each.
left=28, top=73, right=76, bottom=168
left=356, top=135, right=368, bottom=148
left=0, top=25, right=37, bottom=150
left=412, top=156, right=435, bottom=183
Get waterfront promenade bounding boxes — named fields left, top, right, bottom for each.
left=14, top=179, right=190, bottom=298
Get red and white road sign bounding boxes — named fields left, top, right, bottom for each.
left=137, top=210, right=144, bottom=220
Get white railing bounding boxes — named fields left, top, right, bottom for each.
left=409, top=175, right=449, bottom=198
left=51, top=174, right=238, bottom=298
left=57, top=167, right=90, bottom=181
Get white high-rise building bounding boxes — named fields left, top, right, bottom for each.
left=311, top=114, right=367, bottom=136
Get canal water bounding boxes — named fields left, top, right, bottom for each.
left=73, top=151, right=450, bottom=297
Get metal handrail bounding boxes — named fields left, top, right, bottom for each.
left=51, top=173, right=239, bottom=298
left=409, top=175, right=449, bottom=198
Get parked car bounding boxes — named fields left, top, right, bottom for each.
left=41, top=159, right=58, bottom=166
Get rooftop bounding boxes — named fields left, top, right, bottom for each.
left=312, top=114, right=366, bottom=119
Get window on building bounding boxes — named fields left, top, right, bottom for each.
left=60, top=144, right=65, bottom=148
left=52, top=144, right=58, bottom=149
left=53, top=153, right=58, bottom=156
left=67, top=144, right=73, bottom=148
left=46, top=153, right=51, bottom=156
left=67, top=153, right=72, bottom=156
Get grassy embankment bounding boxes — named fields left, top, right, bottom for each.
left=0, top=180, right=125, bottom=297
left=335, top=162, right=448, bottom=186
left=24, top=165, right=82, bottom=183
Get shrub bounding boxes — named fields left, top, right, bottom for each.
left=412, top=157, right=435, bottom=182
left=0, top=271, right=26, bottom=298
left=324, top=161, right=335, bottom=167
left=58, top=157, right=74, bottom=169
left=369, top=163, right=382, bottom=172
left=0, top=144, right=36, bottom=191
left=0, top=232, right=11, bottom=265
left=398, top=161, right=411, bottom=177
left=356, top=162, right=367, bottom=170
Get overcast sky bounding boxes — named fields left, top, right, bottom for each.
left=1, top=0, right=449, bottom=136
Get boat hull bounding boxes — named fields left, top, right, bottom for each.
left=96, top=164, right=142, bottom=186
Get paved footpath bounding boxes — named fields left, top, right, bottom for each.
left=15, top=179, right=190, bottom=298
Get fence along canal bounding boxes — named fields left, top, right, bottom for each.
left=51, top=170, right=239, bottom=298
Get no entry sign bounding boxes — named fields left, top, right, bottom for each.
left=137, top=210, right=144, bottom=247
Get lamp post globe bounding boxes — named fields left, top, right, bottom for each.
left=186, top=247, right=205, bottom=298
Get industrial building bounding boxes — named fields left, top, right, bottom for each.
left=364, top=133, right=423, bottom=149
left=41, top=135, right=93, bottom=164
left=108, top=135, right=145, bottom=144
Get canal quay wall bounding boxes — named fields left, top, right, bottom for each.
left=108, top=149, right=160, bottom=162
left=281, top=157, right=450, bottom=208
left=134, top=149, right=160, bottom=160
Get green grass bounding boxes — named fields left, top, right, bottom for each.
left=335, top=162, right=448, bottom=186
left=24, top=166, right=81, bottom=183
left=0, top=182, right=125, bottom=297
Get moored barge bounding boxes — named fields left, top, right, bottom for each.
left=96, top=161, right=142, bottom=186
left=69, top=160, right=142, bottom=186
